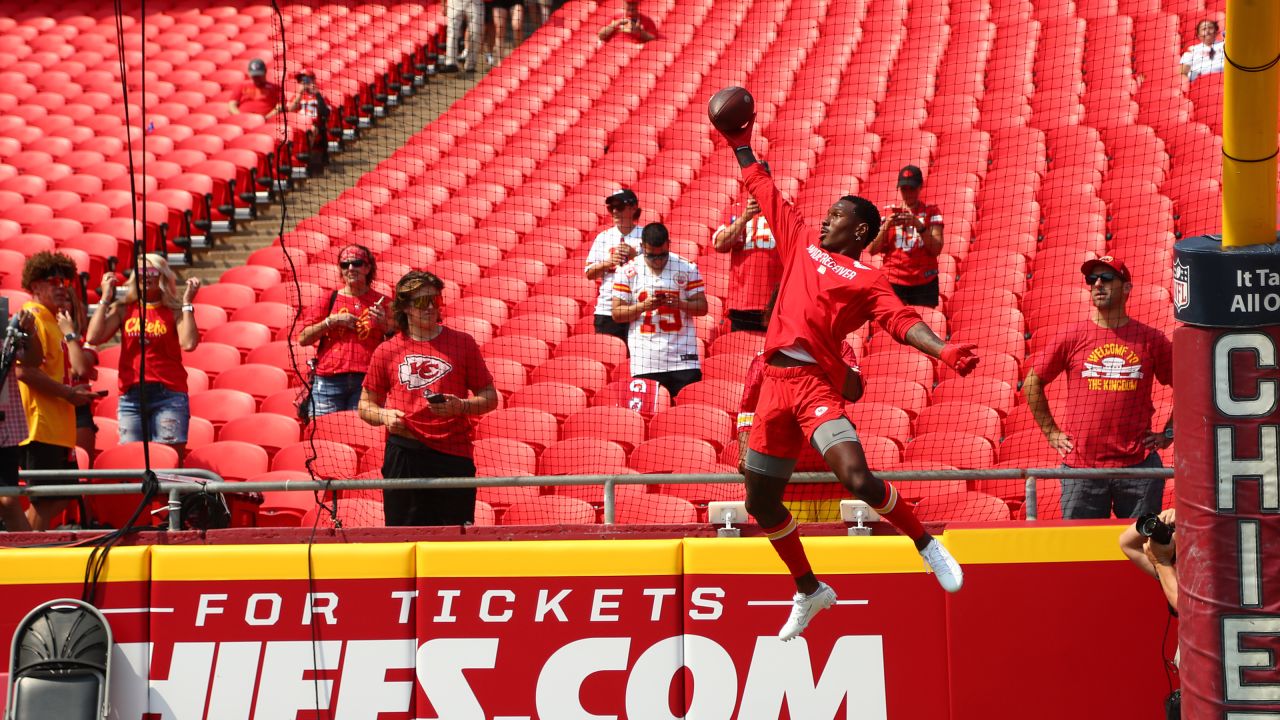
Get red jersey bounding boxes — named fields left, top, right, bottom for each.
left=1029, top=319, right=1172, bottom=468
left=714, top=205, right=783, bottom=311
left=874, top=201, right=943, bottom=287
left=743, top=163, right=923, bottom=390
left=303, top=289, right=390, bottom=377
left=117, top=304, right=188, bottom=393
left=236, top=80, right=282, bottom=115
left=363, top=327, right=495, bottom=458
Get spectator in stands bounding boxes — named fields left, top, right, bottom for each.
left=229, top=58, right=283, bottom=118
left=297, top=245, right=392, bottom=419
left=286, top=69, right=330, bottom=173
left=0, top=309, right=41, bottom=532
left=16, top=252, right=98, bottom=530
left=484, top=0, right=522, bottom=65
left=1023, top=256, right=1173, bottom=520
left=1180, top=19, right=1224, bottom=81
left=867, top=165, right=944, bottom=308
left=713, top=191, right=782, bottom=332
left=598, top=0, right=656, bottom=43
left=58, top=277, right=99, bottom=464
left=359, top=271, right=498, bottom=526
left=612, top=223, right=708, bottom=399
left=440, top=0, right=485, bottom=73
left=87, top=255, right=201, bottom=461
left=586, top=188, right=644, bottom=341
left=526, top=0, right=552, bottom=33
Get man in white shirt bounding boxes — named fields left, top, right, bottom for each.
left=1180, top=19, right=1224, bottom=81
left=612, top=223, right=709, bottom=399
left=585, top=189, right=644, bottom=341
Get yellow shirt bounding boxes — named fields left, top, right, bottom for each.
left=19, top=301, right=74, bottom=448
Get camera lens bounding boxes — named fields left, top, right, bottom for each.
left=1136, top=513, right=1173, bottom=545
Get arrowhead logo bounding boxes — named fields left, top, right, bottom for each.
left=815, top=406, right=829, bottom=417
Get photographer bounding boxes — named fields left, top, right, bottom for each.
left=1119, top=508, right=1179, bottom=719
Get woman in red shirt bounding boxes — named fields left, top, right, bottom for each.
left=87, top=254, right=201, bottom=459
left=359, top=271, right=498, bottom=526
left=297, top=245, right=392, bottom=418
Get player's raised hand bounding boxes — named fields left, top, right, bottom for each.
left=708, top=87, right=756, bottom=148
left=940, top=343, right=979, bottom=376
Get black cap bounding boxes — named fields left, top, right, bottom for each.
left=897, top=165, right=924, bottom=188
left=605, top=188, right=639, bottom=208
left=248, top=58, right=267, bottom=77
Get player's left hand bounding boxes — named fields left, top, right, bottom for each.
left=428, top=394, right=466, bottom=417
left=940, top=343, right=979, bottom=376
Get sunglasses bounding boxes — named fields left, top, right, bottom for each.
left=403, top=294, right=441, bottom=310
left=139, top=267, right=161, bottom=279
left=643, top=246, right=669, bottom=259
left=40, top=275, right=74, bottom=288
left=339, top=259, right=367, bottom=269
left=1085, top=272, right=1117, bottom=285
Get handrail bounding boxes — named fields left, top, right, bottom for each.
left=0, top=467, right=1174, bottom=526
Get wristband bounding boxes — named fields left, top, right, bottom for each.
left=63, top=332, right=80, bottom=344
left=734, top=146, right=757, bottom=169
left=181, top=304, right=195, bottom=313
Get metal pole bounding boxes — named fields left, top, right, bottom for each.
left=1024, top=476, right=1038, bottom=521
left=603, top=477, right=616, bottom=524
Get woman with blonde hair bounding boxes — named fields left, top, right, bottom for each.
left=87, top=255, right=201, bottom=459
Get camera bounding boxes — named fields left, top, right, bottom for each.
left=1136, top=513, right=1173, bottom=545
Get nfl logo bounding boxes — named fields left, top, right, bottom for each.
left=1173, top=259, right=1190, bottom=310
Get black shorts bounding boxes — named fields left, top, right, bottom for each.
left=381, top=435, right=476, bottom=527
left=75, top=403, right=98, bottom=431
left=635, top=368, right=703, bottom=402
left=728, top=309, right=768, bottom=333
left=594, top=314, right=630, bottom=342
left=488, top=0, right=521, bottom=8
left=891, top=277, right=939, bottom=308
left=20, top=441, right=79, bottom=487
left=0, top=445, right=20, bottom=487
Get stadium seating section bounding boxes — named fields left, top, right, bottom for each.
left=3, top=0, right=1214, bottom=527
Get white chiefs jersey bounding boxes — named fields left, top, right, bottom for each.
left=586, top=225, right=644, bottom=316
left=613, top=253, right=705, bottom=377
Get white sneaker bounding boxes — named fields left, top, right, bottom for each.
left=778, top=582, right=837, bottom=641
left=920, top=538, right=963, bottom=592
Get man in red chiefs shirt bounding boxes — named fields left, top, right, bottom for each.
left=713, top=193, right=783, bottom=332
left=229, top=58, right=283, bottom=118
left=716, top=100, right=979, bottom=642
left=1023, top=256, right=1173, bottom=520
left=868, top=164, right=944, bottom=307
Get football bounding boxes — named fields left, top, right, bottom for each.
left=708, top=86, right=755, bottom=135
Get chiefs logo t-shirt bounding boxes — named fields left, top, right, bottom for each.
left=363, top=327, right=494, bottom=458
left=1029, top=319, right=1172, bottom=468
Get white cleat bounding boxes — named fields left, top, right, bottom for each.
left=778, top=582, right=837, bottom=641
left=920, top=538, right=963, bottom=592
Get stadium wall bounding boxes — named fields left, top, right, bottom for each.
left=0, top=526, right=1172, bottom=719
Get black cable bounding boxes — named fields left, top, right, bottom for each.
left=1162, top=609, right=1177, bottom=696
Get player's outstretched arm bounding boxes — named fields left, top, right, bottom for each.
left=902, top=322, right=979, bottom=376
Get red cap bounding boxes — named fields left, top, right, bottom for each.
left=1081, top=255, right=1131, bottom=282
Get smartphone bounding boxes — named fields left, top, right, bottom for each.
left=427, top=393, right=446, bottom=404
left=94, top=390, right=110, bottom=397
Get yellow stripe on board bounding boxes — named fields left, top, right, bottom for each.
left=421, top=540, right=684, bottom=578
left=944, top=525, right=1128, bottom=565
left=0, top=546, right=151, bottom=584
left=151, top=543, right=416, bottom=581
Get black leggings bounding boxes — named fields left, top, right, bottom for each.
left=381, top=435, right=477, bottom=527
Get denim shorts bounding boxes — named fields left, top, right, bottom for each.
left=310, top=372, right=366, bottom=418
left=118, top=384, right=191, bottom=444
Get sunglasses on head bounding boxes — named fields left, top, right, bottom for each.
left=339, top=259, right=367, bottom=269
left=1085, top=272, right=1117, bottom=285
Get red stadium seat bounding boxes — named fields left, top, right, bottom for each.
left=188, top=388, right=257, bottom=428
left=932, top=376, right=1015, bottom=417
left=846, top=403, right=913, bottom=446
left=185, top=440, right=270, bottom=483
left=862, top=348, right=935, bottom=389
left=218, top=265, right=281, bottom=296
left=211, top=363, right=289, bottom=401
left=507, top=381, right=588, bottom=420
left=530, top=356, right=608, bottom=398
left=476, top=407, right=559, bottom=451
left=88, top=442, right=179, bottom=528
left=914, top=402, right=1003, bottom=445
left=538, top=437, right=628, bottom=475
left=482, top=334, right=551, bottom=370
left=553, top=333, right=629, bottom=371
left=674, top=379, right=744, bottom=414
left=708, top=330, right=765, bottom=357
left=202, top=321, right=273, bottom=359
left=272, top=440, right=359, bottom=479
left=198, top=282, right=259, bottom=313
left=916, top=491, right=1012, bottom=522
left=592, top=379, right=672, bottom=419
left=903, top=432, right=995, bottom=469
left=218, top=413, right=302, bottom=457
left=630, top=436, right=718, bottom=473
left=561, top=406, right=647, bottom=453
left=474, top=438, right=538, bottom=475
left=614, top=493, right=699, bottom=524
left=648, top=404, right=734, bottom=452
left=181, top=342, right=242, bottom=379
left=502, top=496, right=597, bottom=525
left=231, top=301, right=293, bottom=333
left=860, top=378, right=930, bottom=418
left=999, top=428, right=1062, bottom=466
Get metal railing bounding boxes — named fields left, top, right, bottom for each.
left=0, top=467, right=1175, bottom=527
